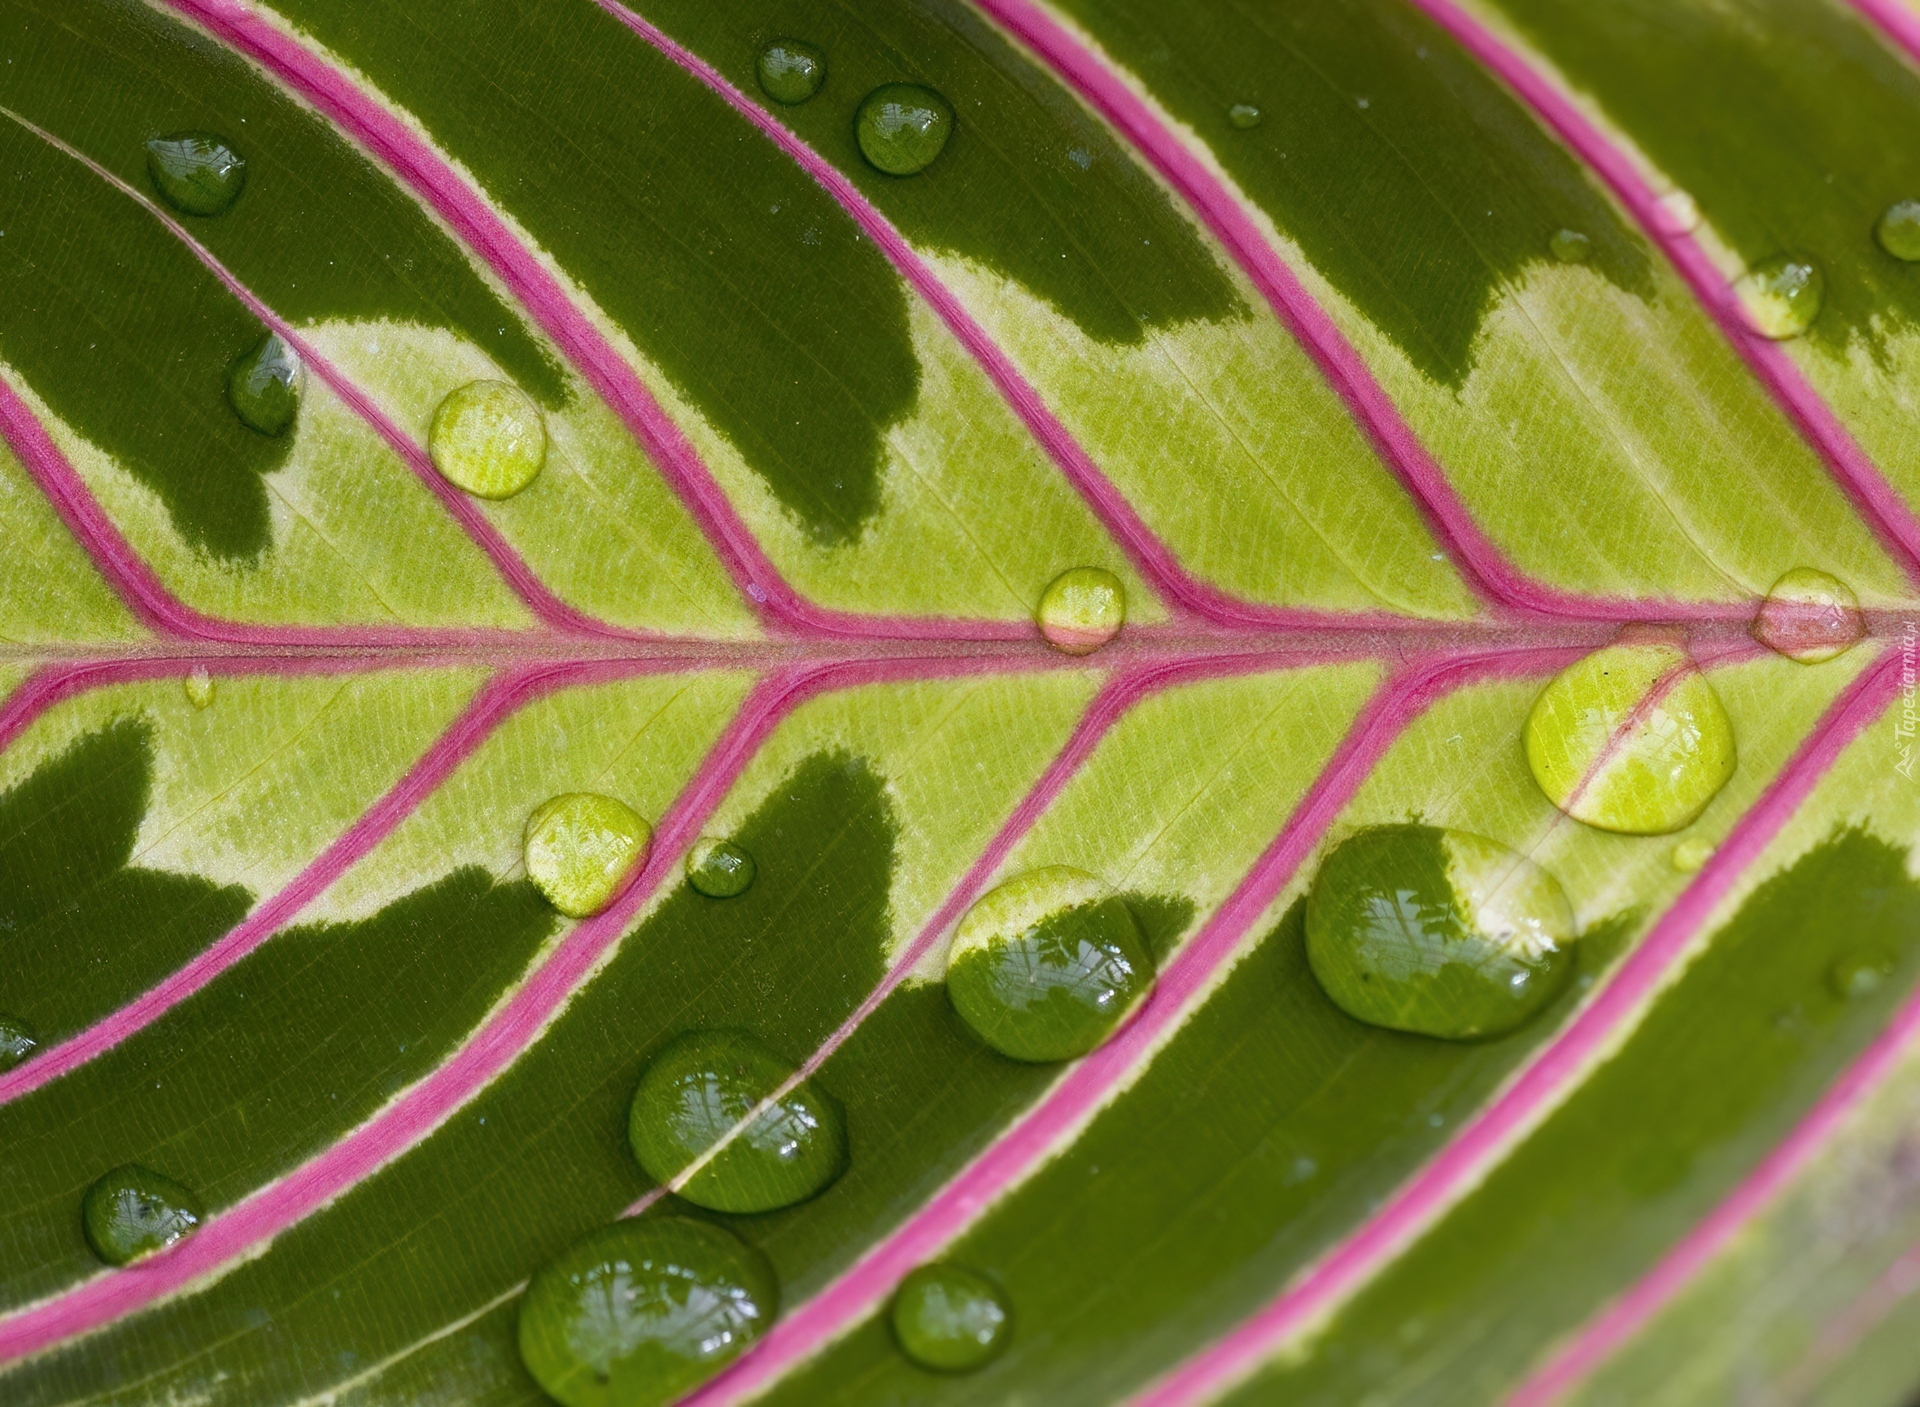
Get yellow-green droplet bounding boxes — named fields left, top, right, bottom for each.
left=1752, top=567, right=1864, bottom=665
left=1670, top=835, right=1714, bottom=874
left=428, top=380, right=546, bottom=499
left=1036, top=566, right=1125, bottom=655
left=758, top=38, right=826, bottom=105
left=83, top=1164, right=202, bottom=1265
left=0, top=1012, right=36, bottom=1072
left=856, top=84, right=953, bottom=176
left=685, top=837, right=755, bottom=898
left=891, top=1263, right=1013, bottom=1372
left=1876, top=200, right=1920, bottom=262
left=183, top=666, right=215, bottom=710
left=523, top=792, right=650, bottom=918
left=1524, top=643, right=1737, bottom=835
left=144, top=132, right=246, bottom=216
left=1736, top=253, right=1824, bottom=340
left=1829, top=948, right=1896, bottom=1000
left=1549, top=228, right=1592, bottom=264
left=226, top=332, right=302, bottom=437
left=1228, top=103, right=1263, bottom=129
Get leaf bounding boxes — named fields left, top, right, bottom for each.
left=0, top=0, right=1918, bottom=1403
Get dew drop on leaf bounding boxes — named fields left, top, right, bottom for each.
left=183, top=665, right=215, bottom=710
left=890, top=1263, right=1013, bottom=1372
left=1828, top=948, right=1896, bottom=1000
left=627, top=1029, right=846, bottom=1213
left=1305, top=824, right=1578, bottom=1041
left=82, top=1164, right=203, bottom=1265
left=523, top=792, right=650, bottom=918
left=0, top=1011, right=36, bottom=1071
left=1735, top=253, right=1825, bottom=340
left=1656, top=188, right=1700, bottom=234
left=1876, top=199, right=1920, bottom=261
left=517, top=1217, right=777, bottom=1407
left=856, top=84, right=954, bottom=176
left=1752, top=566, right=1865, bottom=664
left=428, top=380, right=547, bottom=499
left=1227, top=102, right=1263, bottom=129
left=144, top=131, right=246, bottom=216
left=946, top=866, right=1155, bottom=1062
left=757, top=38, right=826, bottom=105
left=1524, top=642, right=1737, bottom=834
left=685, top=836, right=756, bottom=898
left=1670, top=835, right=1714, bottom=873
left=226, top=332, right=302, bottom=438
left=1036, top=566, right=1125, bottom=655
left=1548, top=228, right=1591, bottom=264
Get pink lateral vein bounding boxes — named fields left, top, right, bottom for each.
left=1135, top=646, right=1899, bottom=1407
left=1403, top=0, right=1920, bottom=588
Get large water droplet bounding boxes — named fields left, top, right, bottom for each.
left=856, top=84, right=953, bottom=176
left=1753, top=567, right=1865, bottom=664
left=226, top=332, right=302, bottom=438
left=628, top=1029, right=846, bottom=1213
left=144, top=132, right=247, bottom=217
left=0, top=1012, right=37, bottom=1071
left=946, top=866, right=1154, bottom=1062
left=1549, top=228, right=1592, bottom=265
left=1524, top=642, right=1737, bottom=835
left=1306, top=824, right=1578, bottom=1040
left=82, top=1164, right=203, bottom=1265
left=890, top=1263, right=1012, bottom=1373
left=428, top=380, right=547, bottom=499
left=1227, top=103, right=1263, bottom=130
left=1736, top=253, right=1824, bottom=340
left=523, top=793, right=650, bottom=919
left=517, top=1217, right=776, bottom=1407
left=758, top=39, right=826, bottom=105
left=183, top=666, right=215, bottom=710
left=685, top=837, right=756, bottom=898
left=1877, top=200, right=1920, bottom=262
left=1036, top=566, right=1125, bottom=655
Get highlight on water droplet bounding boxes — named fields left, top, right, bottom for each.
left=0, top=1012, right=37, bottom=1072
left=1829, top=948, right=1896, bottom=1000
left=628, top=1029, right=846, bottom=1213
left=517, top=1216, right=777, bottom=1407
left=1735, top=253, right=1825, bottom=340
left=1036, top=566, right=1125, bottom=656
left=1524, top=642, right=1737, bottom=835
left=1670, top=835, right=1714, bottom=874
left=144, top=132, right=247, bottom=216
left=1305, top=824, right=1578, bottom=1041
left=856, top=84, right=953, bottom=176
left=1549, top=228, right=1592, bottom=264
left=1227, top=103, right=1263, bottom=129
left=946, top=866, right=1154, bottom=1063
left=758, top=38, right=826, bottom=105
left=1752, top=567, right=1865, bottom=664
left=685, top=836, right=756, bottom=898
left=1876, top=200, right=1920, bottom=262
left=428, top=380, right=547, bottom=499
left=226, top=332, right=302, bottom=437
left=82, top=1164, right=203, bottom=1265
left=523, top=792, right=651, bottom=919
left=183, top=666, right=215, bottom=710
left=890, top=1263, right=1013, bottom=1373
left=1656, top=189, right=1700, bottom=234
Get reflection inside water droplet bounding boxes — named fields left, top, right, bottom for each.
left=685, top=836, right=756, bottom=898
left=0, top=1012, right=36, bottom=1071
left=226, top=332, right=302, bottom=437
left=523, top=792, right=650, bottom=918
left=183, top=666, right=215, bottom=710
left=1877, top=200, right=1920, bottom=262
left=145, top=132, right=246, bottom=216
left=757, top=38, right=826, bottom=105
left=82, top=1164, right=203, bottom=1264
left=1549, top=228, right=1591, bottom=264
left=890, top=1263, right=1012, bottom=1372
left=429, top=380, right=547, bottom=499
left=1228, top=103, right=1262, bottom=129
left=1736, top=253, right=1825, bottom=340
left=1036, top=566, right=1125, bottom=655
left=856, top=84, right=953, bottom=176
left=1753, top=567, right=1864, bottom=664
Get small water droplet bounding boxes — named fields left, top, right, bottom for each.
left=523, top=792, right=650, bottom=918
left=1828, top=948, right=1896, bottom=1000
left=428, top=380, right=547, bottom=499
left=1036, top=566, right=1125, bottom=655
left=1306, top=825, right=1578, bottom=1040
left=628, top=1029, right=846, bottom=1213
left=183, top=666, right=215, bottom=710
left=1753, top=567, right=1864, bottom=664
left=685, top=836, right=756, bottom=898
left=889, top=1264, right=1012, bottom=1372
left=1877, top=199, right=1920, bottom=262
left=82, top=1164, right=203, bottom=1265
left=0, top=1012, right=36, bottom=1071
left=1549, top=228, right=1592, bottom=264
left=757, top=38, right=825, bottom=105
left=1735, top=253, right=1824, bottom=340
left=1656, top=189, right=1700, bottom=234
left=1227, top=103, right=1262, bottom=129
left=226, top=332, right=302, bottom=437
left=946, top=866, right=1154, bottom=1062
left=856, top=84, right=953, bottom=176
left=144, top=132, right=246, bottom=216
left=1670, top=835, right=1714, bottom=873
left=1524, top=642, right=1737, bottom=834
left=518, top=1218, right=775, bottom=1404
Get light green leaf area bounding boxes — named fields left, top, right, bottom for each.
left=0, top=447, right=137, bottom=646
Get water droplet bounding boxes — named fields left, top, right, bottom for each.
left=1829, top=948, right=1896, bottom=1000
left=856, top=84, right=953, bottom=176
left=1305, top=824, right=1578, bottom=1040
left=1670, top=835, right=1714, bottom=873
left=144, top=132, right=246, bottom=216
left=1656, top=189, right=1700, bottom=234
left=1877, top=200, right=1920, bottom=261
left=82, top=1164, right=203, bottom=1265
left=523, top=793, right=650, bottom=918
left=1549, top=228, right=1591, bottom=264
left=628, top=1029, right=846, bottom=1213
left=1753, top=567, right=1865, bottom=664
left=1227, top=103, right=1262, bottom=129
left=226, top=332, right=302, bottom=437
left=1735, top=253, right=1825, bottom=340
left=946, top=866, right=1154, bottom=1062
left=517, top=1217, right=776, bottom=1407
left=1524, top=642, right=1737, bottom=834
left=428, top=380, right=546, bottom=499
left=183, top=666, right=215, bottom=710
left=890, top=1263, right=1012, bottom=1372
left=757, top=38, right=826, bottom=105
left=685, top=837, right=756, bottom=898
left=1036, top=566, right=1125, bottom=655
left=0, top=1012, right=36, bottom=1071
